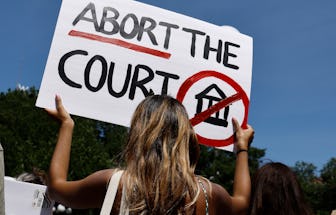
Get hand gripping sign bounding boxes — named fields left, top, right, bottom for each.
left=36, top=0, right=253, bottom=151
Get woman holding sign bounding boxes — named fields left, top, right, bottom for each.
left=46, top=94, right=254, bottom=215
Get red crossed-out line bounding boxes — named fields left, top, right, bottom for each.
left=189, top=92, right=243, bottom=126
left=68, top=30, right=171, bottom=59
left=177, top=70, right=250, bottom=147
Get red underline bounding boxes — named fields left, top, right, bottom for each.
left=190, top=92, right=243, bottom=126
left=68, top=30, right=171, bottom=59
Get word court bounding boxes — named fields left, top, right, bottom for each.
left=59, top=50, right=180, bottom=99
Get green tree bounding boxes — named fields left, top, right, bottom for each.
left=196, top=145, right=265, bottom=193
left=0, top=88, right=57, bottom=176
left=291, top=159, right=336, bottom=214
left=293, top=161, right=317, bottom=182
left=321, top=158, right=336, bottom=184
left=0, top=88, right=125, bottom=179
left=292, top=161, right=319, bottom=209
left=320, top=158, right=336, bottom=213
left=96, top=121, right=128, bottom=167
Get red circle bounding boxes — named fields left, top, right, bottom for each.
left=176, top=70, right=250, bottom=147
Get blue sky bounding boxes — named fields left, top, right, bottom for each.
left=1, top=0, right=335, bottom=172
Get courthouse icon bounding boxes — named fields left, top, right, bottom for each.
left=195, top=84, right=230, bottom=127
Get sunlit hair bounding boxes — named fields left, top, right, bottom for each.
left=249, top=162, right=313, bottom=215
left=123, top=95, right=200, bottom=214
left=16, top=168, right=47, bottom=185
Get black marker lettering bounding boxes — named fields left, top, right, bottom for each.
left=138, top=17, right=158, bottom=46
left=120, top=13, right=139, bottom=39
left=223, top=42, right=240, bottom=70
left=129, top=64, right=154, bottom=100
left=182, top=28, right=206, bottom=57
left=155, top=71, right=179, bottom=95
left=107, top=62, right=132, bottom=97
left=99, top=7, right=120, bottom=35
left=203, top=35, right=222, bottom=63
left=84, top=55, right=107, bottom=92
left=159, top=22, right=179, bottom=49
left=58, top=50, right=88, bottom=88
left=73, top=3, right=99, bottom=32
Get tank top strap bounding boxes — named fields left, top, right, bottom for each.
left=198, top=177, right=209, bottom=215
left=100, top=170, right=124, bottom=215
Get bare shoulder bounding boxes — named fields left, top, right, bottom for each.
left=209, top=182, right=232, bottom=215
left=88, top=169, right=114, bottom=178
left=92, top=169, right=121, bottom=183
left=82, top=169, right=120, bottom=188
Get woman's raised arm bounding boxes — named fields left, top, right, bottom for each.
left=231, top=118, right=254, bottom=214
left=45, top=95, right=113, bottom=208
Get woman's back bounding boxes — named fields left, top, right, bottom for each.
left=108, top=173, right=232, bottom=215
left=46, top=94, right=255, bottom=215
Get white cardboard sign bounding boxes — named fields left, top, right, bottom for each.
left=36, top=0, right=253, bottom=150
left=4, top=177, right=54, bottom=215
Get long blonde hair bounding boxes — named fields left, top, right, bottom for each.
left=123, top=95, right=200, bottom=214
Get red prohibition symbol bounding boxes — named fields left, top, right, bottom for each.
left=176, top=70, right=250, bottom=147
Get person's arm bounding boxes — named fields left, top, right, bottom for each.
left=231, top=118, right=254, bottom=214
left=45, top=95, right=113, bottom=208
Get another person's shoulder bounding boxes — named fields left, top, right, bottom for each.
left=201, top=179, right=232, bottom=215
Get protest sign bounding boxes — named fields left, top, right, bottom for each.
left=4, top=177, right=54, bottom=215
left=36, top=0, right=253, bottom=150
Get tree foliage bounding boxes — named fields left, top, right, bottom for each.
left=293, top=160, right=336, bottom=215
left=0, top=88, right=127, bottom=180
left=321, top=158, right=336, bottom=184
left=319, top=158, right=336, bottom=213
left=196, top=145, right=265, bottom=193
left=293, top=161, right=317, bottom=182
left=0, top=88, right=57, bottom=176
